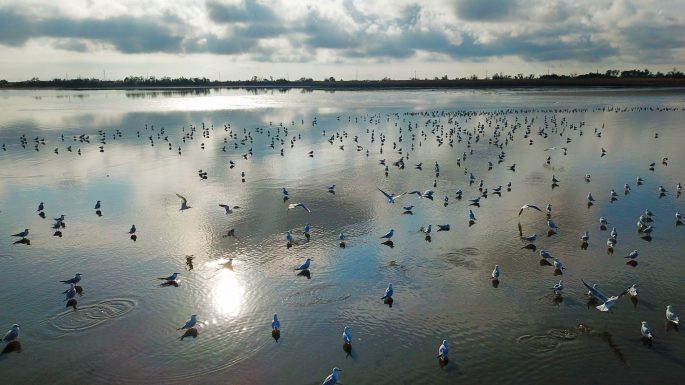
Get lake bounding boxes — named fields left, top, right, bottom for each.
left=1, top=87, right=684, bottom=384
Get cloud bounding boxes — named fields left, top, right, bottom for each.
left=0, top=0, right=682, bottom=71
left=454, top=0, right=519, bottom=21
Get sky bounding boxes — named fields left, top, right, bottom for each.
left=0, top=0, right=684, bottom=81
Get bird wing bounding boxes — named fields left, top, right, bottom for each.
left=176, top=193, right=187, bottom=204
left=219, top=204, right=229, bottom=208
left=377, top=187, right=393, bottom=200
left=518, top=207, right=524, bottom=216
left=528, top=205, right=542, bottom=212
left=582, top=279, right=608, bottom=303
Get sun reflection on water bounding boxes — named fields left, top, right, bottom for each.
left=210, top=267, right=245, bottom=317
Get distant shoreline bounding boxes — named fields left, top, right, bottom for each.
left=2, top=77, right=685, bottom=91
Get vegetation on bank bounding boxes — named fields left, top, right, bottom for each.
left=1, top=68, right=684, bottom=89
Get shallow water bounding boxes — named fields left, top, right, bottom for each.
left=1, top=88, right=684, bottom=384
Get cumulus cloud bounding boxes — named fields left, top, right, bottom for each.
left=0, top=0, right=683, bottom=72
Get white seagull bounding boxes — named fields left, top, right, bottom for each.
left=272, top=314, right=281, bottom=330
left=518, top=204, right=543, bottom=216
left=437, top=340, right=449, bottom=360
left=60, top=273, right=82, bottom=284
left=666, top=305, right=679, bottom=325
left=177, top=314, right=198, bottom=330
left=219, top=204, right=239, bottom=214
left=492, top=265, right=500, bottom=279
left=2, top=324, right=20, bottom=342
left=380, top=229, right=395, bottom=239
left=377, top=187, right=405, bottom=204
left=321, top=367, right=342, bottom=385
left=342, top=326, right=352, bottom=344
left=582, top=279, right=627, bottom=311
left=295, top=258, right=311, bottom=270
left=552, top=279, right=564, bottom=295
left=641, top=321, right=653, bottom=340
left=176, top=193, right=191, bottom=211
left=381, top=283, right=394, bottom=299
left=288, top=202, right=311, bottom=212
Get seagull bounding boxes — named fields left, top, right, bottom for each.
left=272, top=314, right=280, bottom=330
left=64, top=283, right=76, bottom=301
left=676, top=210, right=683, bottom=222
left=581, top=231, right=589, bottom=242
left=582, top=279, right=627, bottom=311
left=552, top=279, right=564, bottom=295
left=338, top=232, right=345, bottom=241
left=540, top=249, right=552, bottom=259
left=599, top=217, right=609, bottom=226
left=547, top=219, right=558, bottom=230
left=587, top=192, right=595, bottom=202
left=327, top=184, right=336, bottom=191
left=546, top=204, right=552, bottom=216
left=282, top=187, right=289, bottom=197
left=158, top=272, right=179, bottom=282
left=641, top=321, right=653, bottom=340
left=552, top=175, right=560, bottom=184
left=436, top=224, right=450, bottom=231
left=321, top=367, right=342, bottom=385
left=521, top=233, right=537, bottom=242
left=381, top=283, right=393, bottom=299
left=60, top=273, right=82, bottom=284
left=94, top=200, right=101, bottom=210
left=128, top=225, right=136, bottom=234
left=2, top=324, right=20, bottom=342
left=666, top=305, right=679, bottom=325
left=469, top=210, right=476, bottom=221
left=437, top=340, right=449, bottom=360
left=11, top=229, right=29, bottom=238
left=610, top=227, right=617, bottom=239
left=219, top=204, right=239, bottom=214
left=288, top=202, right=311, bottom=212
left=421, top=224, right=432, bottom=235
left=380, top=229, right=395, bottom=239
left=176, top=193, right=191, bottom=211
left=626, top=284, right=639, bottom=297
left=518, top=204, right=543, bottom=216
left=342, top=326, right=352, bottom=344
left=625, top=250, right=639, bottom=260
left=37, top=202, right=44, bottom=212
left=295, top=258, right=311, bottom=270
left=177, top=314, right=198, bottom=330
left=553, top=258, right=565, bottom=271
left=644, top=209, right=654, bottom=217
left=286, top=231, right=293, bottom=243
left=624, top=184, right=630, bottom=193
left=304, top=223, right=311, bottom=234
left=403, top=205, right=414, bottom=211
left=492, top=265, right=500, bottom=280
left=377, top=187, right=405, bottom=204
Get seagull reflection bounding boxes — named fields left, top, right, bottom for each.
left=180, top=327, right=199, bottom=340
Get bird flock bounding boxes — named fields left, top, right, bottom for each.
left=2, top=102, right=685, bottom=383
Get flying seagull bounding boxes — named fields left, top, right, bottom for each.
left=377, top=187, right=405, bottom=203
left=176, top=193, right=191, bottom=211
left=518, top=204, right=543, bottom=216
left=288, top=202, right=311, bottom=212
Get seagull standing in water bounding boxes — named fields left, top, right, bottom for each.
left=60, top=273, right=82, bottom=284
left=381, top=283, right=394, bottom=299
left=437, top=340, right=449, bottom=360
left=641, top=321, right=653, bottom=340
left=176, top=194, right=191, bottom=211
left=666, top=305, right=680, bottom=325
left=295, top=258, right=311, bottom=270
left=177, top=314, right=198, bottom=330
left=492, top=265, right=500, bottom=280
left=11, top=229, right=30, bottom=238
left=321, top=367, right=342, bottom=385
left=342, top=326, right=352, bottom=344
left=64, top=283, right=77, bottom=301
left=272, top=314, right=281, bottom=330
left=2, top=324, right=20, bottom=342
left=158, top=272, right=179, bottom=282
left=128, top=225, right=136, bottom=234
left=552, top=280, right=564, bottom=295
left=380, top=229, right=395, bottom=239
left=547, top=219, right=558, bottom=230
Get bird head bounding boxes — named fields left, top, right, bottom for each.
left=12, top=324, right=19, bottom=329
left=442, top=340, right=448, bottom=347
left=333, top=367, right=342, bottom=373
left=191, top=314, right=197, bottom=319
left=273, top=314, right=278, bottom=320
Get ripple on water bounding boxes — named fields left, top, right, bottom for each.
left=516, top=327, right=577, bottom=356
left=46, top=298, right=137, bottom=334
left=282, top=283, right=351, bottom=307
